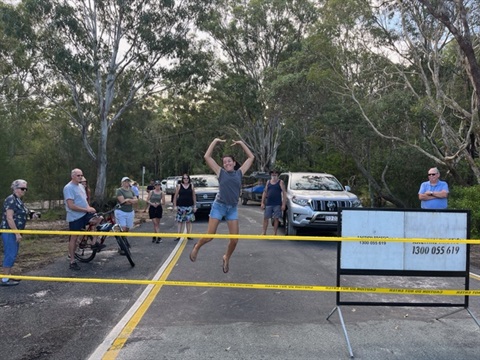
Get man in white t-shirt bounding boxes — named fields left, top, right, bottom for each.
left=63, top=168, right=97, bottom=271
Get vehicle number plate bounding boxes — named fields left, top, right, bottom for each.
left=325, top=215, right=338, bottom=222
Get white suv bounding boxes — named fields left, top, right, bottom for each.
left=165, top=176, right=181, bottom=195
left=279, top=172, right=361, bottom=235
left=190, top=174, right=219, bottom=213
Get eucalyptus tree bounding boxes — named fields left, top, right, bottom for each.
left=197, top=0, right=320, bottom=171
left=267, top=24, right=413, bottom=207
left=13, top=0, right=211, bottom=201
left=327, top=0, right=480, bottom=183
left=0, top=1, right=44, bottom=195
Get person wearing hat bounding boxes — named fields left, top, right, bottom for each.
left=260, top=170, right=287, bottom=236
left=115, top=177, right=138, bottom=234
left=146, top=180, right=166, bottom=243
left=131, top=181, right=140, bottom=199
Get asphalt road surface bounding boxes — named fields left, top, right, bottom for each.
left=1, top=203, right=480, bottom=360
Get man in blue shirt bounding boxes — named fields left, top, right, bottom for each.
left=418, top=167, right=449, bottom=209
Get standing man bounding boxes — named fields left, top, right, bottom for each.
left=418, top=167, right=449, bottom=209
left=261, top=170, right=287, bottom=235
left=63, top=168, right=97, bottom=270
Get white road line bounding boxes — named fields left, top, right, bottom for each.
left=87, top=240, right=184, bottom=360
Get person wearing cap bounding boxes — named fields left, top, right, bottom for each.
left=131, top=181, right=140, bottom=210
left=146, top=180, right=166, bottom=243
left=115, top=177, right=138, bottom=233
left=260, top=170, right=287, bottom=236
left=131, top=181, right=140, bottom=199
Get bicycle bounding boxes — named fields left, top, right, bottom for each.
left=73, top=207, right=135, bottom=267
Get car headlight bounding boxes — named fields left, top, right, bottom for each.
left=352, top=198, right=362, bottom=207
left=292, top=196, right=309, bottom=206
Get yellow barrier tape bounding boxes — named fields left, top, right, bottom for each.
left=1, top=228, right=480, bottom=244
left=2, top=275, right=479, bottom=296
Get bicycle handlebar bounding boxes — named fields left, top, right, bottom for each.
left=93, top=203, right=125, bottom=217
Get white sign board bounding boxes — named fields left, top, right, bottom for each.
left=341, top=210, right=467, bottom=272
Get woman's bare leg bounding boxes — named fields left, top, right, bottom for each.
left=189, top=217, right=220, bottom=261
left=152, top=218, right=160, bottom=234
left=222, top=219, right=239, bottom=272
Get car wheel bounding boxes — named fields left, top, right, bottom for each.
left=285, top=211, right=297, bottom=236
left=242, top=197, right=248, bottom=205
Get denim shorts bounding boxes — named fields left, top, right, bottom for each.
left=210, top=201, right=238, bottom=221
left=114, top=209, right=134, bottom=228
left=69, top=213, right=95, bottom=231
left=264, top=205, right=282, bottom=219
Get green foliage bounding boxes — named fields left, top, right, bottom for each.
left=38, top=208, right=65, bottom=221
left=1, top=0, right=480, bottom=217
left=449, top=185, right=480, bottom=238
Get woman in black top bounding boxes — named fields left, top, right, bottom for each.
left=173, top=174, right=196, bottom=241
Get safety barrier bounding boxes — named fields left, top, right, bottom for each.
left=1, top=228, right=479, bottom=296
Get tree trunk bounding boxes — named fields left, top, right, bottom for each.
left=94, top=119, right=109, bottom=203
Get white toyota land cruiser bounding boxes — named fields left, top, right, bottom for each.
left=278, top=172, right=362, bottom=235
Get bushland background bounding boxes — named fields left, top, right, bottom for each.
left=2, top=1, right=480, bottom=263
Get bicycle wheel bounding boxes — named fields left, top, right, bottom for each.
left=74, top=235, right=97, bottom=263
left=116, top=236, right=135, bottom=267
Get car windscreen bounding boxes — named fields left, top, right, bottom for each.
left=290, top=174, right=343, bottom=191
left=191, top=176, right=219, bottom=187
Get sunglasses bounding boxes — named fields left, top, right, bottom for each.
left=428, top=173, right=437, bottom=176
left=18, top=188, right=28, bottom=191
left=76, top=174, right=84, bottom=177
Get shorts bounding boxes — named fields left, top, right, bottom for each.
left=69, top=213, right=95, bottom=231
left=176, top=206, right=195, bottom=223
left=264, top=205, right=282, bottom=219
left=209, top=201, right=238, bottom=221
left=114, top=209, right=134, bottom=229
left=149, top=205, right=163, bottom=219
left=2, top=233, right=19, bottom=268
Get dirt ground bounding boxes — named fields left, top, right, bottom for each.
left=2, top=213, right=480, bottom=274
left=1, top=212, right=150, bottom=274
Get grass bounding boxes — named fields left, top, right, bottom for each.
left=9, top=236, right=68, bottom=273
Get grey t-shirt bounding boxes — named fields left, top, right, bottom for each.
left=216, top=168, right=242, bottom=205
left=63, top=182, right=88, bottom=222
left=116, top=187, right=135, bottom=212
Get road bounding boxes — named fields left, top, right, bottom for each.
left=1, top=204, right=480, bottom=360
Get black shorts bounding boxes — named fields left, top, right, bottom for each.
left=149, top=205, right=163, bottom=219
